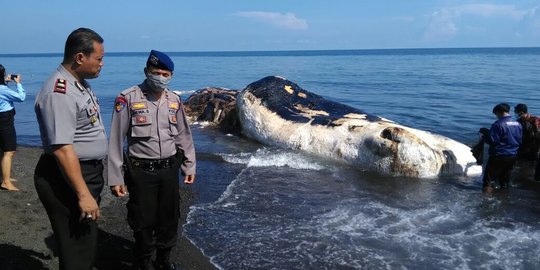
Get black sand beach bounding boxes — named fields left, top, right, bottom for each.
left=0, top=146, right=217, bottom=270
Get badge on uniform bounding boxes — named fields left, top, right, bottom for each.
left=169, top=115, right=177, bottom=124
left=168, top=102, right=179, bottom=110
left=132, top=102, right=148, bottom=110
left=115, top=96, right=127, bottom=112
left=135, top=115, right=148, bottom=124
left=54, top=79, right=67, bottom=94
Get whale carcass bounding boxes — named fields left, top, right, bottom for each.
left=185, top=76, right=482, bottom=178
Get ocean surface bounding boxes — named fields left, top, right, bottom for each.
left=2, top=48, right=540, bottom=269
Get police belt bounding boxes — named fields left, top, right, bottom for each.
left=79, top=159, right=104, bottom=166
left=129, top=156, right=173, bottom=171
left=44, top=153, right=103, bottom=166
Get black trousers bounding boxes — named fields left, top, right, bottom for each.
left=125, top=156, right=180, bottom=262
left=482, top=155, right=516, bottom=189
left=34, top=154, right=104, bottom=270
left=536, top=160, right=540, bottom=181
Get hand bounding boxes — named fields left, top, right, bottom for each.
left=479, top=127, right=489, bottom=137
left=184, top=175, right=196, bottom=184
left=78, top=193, right=100, bottom=222
left=110, top=185, right=128, bottom=197
left=13, top=75, right=21, bottom=84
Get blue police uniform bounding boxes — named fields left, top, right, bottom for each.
left=483, top=115, right=522, bottom=189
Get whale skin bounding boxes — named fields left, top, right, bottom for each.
left=235, top=76, right=482, bottom=178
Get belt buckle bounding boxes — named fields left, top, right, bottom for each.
left=148, top=162, right=155, bottom=172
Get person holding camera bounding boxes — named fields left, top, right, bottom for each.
left=0, top=64, right=26, bottom=191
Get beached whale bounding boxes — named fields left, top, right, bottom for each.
left=234, top=76, right=482, bottom=178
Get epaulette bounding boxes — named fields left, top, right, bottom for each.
left=119, top=86, right=138, bottom=97
left=53, top=79, right=67, bottom=94
left=166, top=89, right=182, bottom=102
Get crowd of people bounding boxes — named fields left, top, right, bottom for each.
left=1, top=27, right=539, bottom=269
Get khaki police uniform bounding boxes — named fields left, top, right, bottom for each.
left=34, top=64, right=107, bottom=270
left=107, top=82, right=196, bottom=265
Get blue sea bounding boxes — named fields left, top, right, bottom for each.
left=2, top=48, right=540, bottom=269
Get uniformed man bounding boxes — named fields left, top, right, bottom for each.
left=34, top=28, right=106, bottom=270
left=479, top=103, right=522, bottom=193
left=108, top=50, right=196, bottom=270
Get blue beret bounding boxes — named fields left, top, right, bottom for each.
left=147, top=50, right=174, bottom=71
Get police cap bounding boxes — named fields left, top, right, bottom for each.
left=147, top=50, right=174, bottom=71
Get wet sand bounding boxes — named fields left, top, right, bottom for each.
left=0, top=146, right=217, bottom=270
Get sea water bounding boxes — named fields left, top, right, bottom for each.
left=2, top=48, right=540, bottom=269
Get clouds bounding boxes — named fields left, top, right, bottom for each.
left=234, top=11, right=308, bottom=30
left=424, top=4, right=539, bottom=42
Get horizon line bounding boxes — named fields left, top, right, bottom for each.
left=1, top=46, right=539, bottom=57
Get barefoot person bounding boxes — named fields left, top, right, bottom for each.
left=0, top=64, right=26, bottom=191
left=34, top=28, right=106, bottom=270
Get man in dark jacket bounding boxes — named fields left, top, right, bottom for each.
left=480, top=103, right=522, bottom=193
left=514, top=103, right=540, bottom=181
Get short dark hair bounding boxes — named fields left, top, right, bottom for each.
left=0, top=64, right=5, bottom=85
left=514, top=103, right=528, bottom=114
left=63, top=28, right=103, bottom=63
left=492, top=103, right=510, bottom=114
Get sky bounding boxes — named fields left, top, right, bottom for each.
left=1, top=0, right=539, bottom=53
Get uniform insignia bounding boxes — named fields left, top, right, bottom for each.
left=132, top=102, right=148, bottom=110
left=149, top=55, right=159, bottom=66
left=169, top=115, right=177, bottom=124
left=115, top=96, right=127, bottom=112
left=135, top=115, right=147, bottom=124
left=75, top=81, right=85, bottom=91
left=168, top=102, right=179, bottom=110
left=54, top=79, right=67, bottom=94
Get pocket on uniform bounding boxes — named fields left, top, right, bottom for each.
left=131, top=115, right=153, bottom=137
left=169, top=115, right=179, bottom=135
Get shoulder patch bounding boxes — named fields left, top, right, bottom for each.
left=114, top=96, right=127, bottom=112
left=54, top=79, right=67, bottom=94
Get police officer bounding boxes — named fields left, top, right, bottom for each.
left=108, top=50, right=196, bottom=270
left=480, top=103, right=522, bottom=193
left=34, top=28, right=106, bottom=270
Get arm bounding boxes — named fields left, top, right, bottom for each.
left=0, top=84, right=25, bottom=102
left=13, top=75, right=26, bottom=102
left=484, top=123, right=501, bottom=146
left=176, top=102, right=196, bottom=184
left=108, top=95, right=130, bottom=196
left=52, top=144, right=100, bottom=221
left=36, top=90, right=98, bottom=220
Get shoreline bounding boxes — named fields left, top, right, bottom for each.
left=0, top=146, right=217, bottom=270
